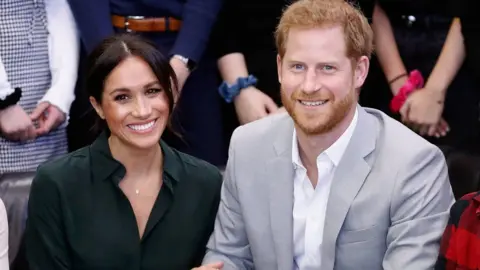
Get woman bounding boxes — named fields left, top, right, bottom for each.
left=25, top=34, right=222, bottom=269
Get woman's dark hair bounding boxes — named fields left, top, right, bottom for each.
left=86, top=33, right=179, bottom=135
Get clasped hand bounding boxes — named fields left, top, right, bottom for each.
left=399, top=88, right=449, bottom=137
left=0, top=101, right=66, bottom=141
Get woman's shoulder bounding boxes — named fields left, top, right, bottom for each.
left=35, top=145, right=92, bottom=185
left=166, top=145, right=223, bottom=188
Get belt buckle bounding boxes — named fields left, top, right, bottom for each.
left=125, top=16, right=145, bottom=32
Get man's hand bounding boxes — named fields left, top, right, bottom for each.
left=30, top=102, right=66, bottom=136
left=192, top=262, right=224, bottom=270
left=234, top=86, right=278, bottom=125
left=170, top=57, right=190, bottom=96
left=0, top=104, right=36, bottom=141
left=400, top=88, right=448, bottom=137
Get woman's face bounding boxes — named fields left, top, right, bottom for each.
left=90, top=56, right=170, bottom=150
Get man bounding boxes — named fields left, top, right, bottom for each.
left=0, top=0, right=79, bottom=263
left=199, top=0, right=455, bottom=269
left=67, top=0, right=227, bottom=166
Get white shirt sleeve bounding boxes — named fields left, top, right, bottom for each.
left=40, top=0, right=80, bottom=115
left=0, top=198, right=9, bottom=270
left=0, top=58, right=14, bottom=101
left=0, top=0, right=80, bottom=111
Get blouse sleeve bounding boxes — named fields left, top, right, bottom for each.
left=26, top=167, right=71, bottom=270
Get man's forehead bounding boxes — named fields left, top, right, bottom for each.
left=283, top=27, right=347, bottom=58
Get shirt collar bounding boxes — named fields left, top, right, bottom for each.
left=90, top=131, right=181, bottom=192
left=472, top=191, right=480, bottom=217
left=292, top=107, right=358, bottom=168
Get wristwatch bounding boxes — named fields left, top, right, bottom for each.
left=172, top=54, right=196, bottom=72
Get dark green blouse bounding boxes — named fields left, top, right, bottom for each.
left=26, top=133, right=222, bottom=270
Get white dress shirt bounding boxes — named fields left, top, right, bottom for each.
left=292, top=108, right=358, bottom=270
left=0, top=0, right=79, bottom=115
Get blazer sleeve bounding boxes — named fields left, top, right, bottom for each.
left=26, top=166, right=71, bottom=270
left=0, top=199, right=8, bottom=270
left=168, top=0, right=223, bottom=63
left=202, top=129, right=254, bottom=270
left=66, top=0, right=114, bottom=53
left=382, top=146, right=455, bottom=269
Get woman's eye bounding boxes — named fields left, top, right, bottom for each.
left=146, top=88, right=162, bottom=95
left=114, top=94, right=129, bottom=101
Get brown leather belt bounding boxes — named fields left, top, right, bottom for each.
left=111, top=15, right=182, bottom=32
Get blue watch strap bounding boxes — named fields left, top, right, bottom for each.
left=218, top=75, right=258, bottom=103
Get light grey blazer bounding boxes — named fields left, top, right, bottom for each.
left=203, top=106, right=455, bottom=270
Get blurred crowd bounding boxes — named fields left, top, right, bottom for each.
left=1, top=0, right=480, bottom=269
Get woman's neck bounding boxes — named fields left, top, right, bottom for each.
left=108, top=136, right=163, bottom=179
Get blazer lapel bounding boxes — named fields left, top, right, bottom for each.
left=267, top=117, right=295, bottom=270
left=321, top=107, right=377, bottom=270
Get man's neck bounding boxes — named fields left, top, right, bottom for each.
left=108, top=137, right=163, bottom=179
left=296, top=107, right=356, bottom=168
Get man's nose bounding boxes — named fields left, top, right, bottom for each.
left=301, top=70, right=320, bottom=94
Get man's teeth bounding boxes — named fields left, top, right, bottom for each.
left=128, top=120, right=155, bottom=131
left=300, top=100, right=327, bottom=106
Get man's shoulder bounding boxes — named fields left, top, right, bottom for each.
left=364, top=107, right=441, bottom=161
left=231, top=112, right=292, bottom=148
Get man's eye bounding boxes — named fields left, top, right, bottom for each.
left=323, top=65, right=335, bottom=71
left=292, top=64, right=305, bottom=71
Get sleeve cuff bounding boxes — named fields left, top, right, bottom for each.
left=0, top=86, right=15, bottom=101
left=39, top=90, right=74, bottom=116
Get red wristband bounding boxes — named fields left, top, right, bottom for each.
left=390, top=70, right=424, bottom=113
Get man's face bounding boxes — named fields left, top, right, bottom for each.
left=277, top=25, right=368, bottom=135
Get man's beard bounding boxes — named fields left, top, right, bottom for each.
left=281, top=87, right=356, bottom=135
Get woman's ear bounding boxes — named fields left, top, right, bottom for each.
left=89, top=96, right=105, bottom=120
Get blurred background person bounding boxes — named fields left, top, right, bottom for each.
left=0, top=0, right=79, bottom=264
left=67, top=0, right=227, bottom=166
left=212, top=0, right=287, bottom=127
left=359, top=0, right=480, bottom=153
left=0, top=199, right=8, bottom=270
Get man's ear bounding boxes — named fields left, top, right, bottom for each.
left=277, top=54, right=283, bottom=84
left=353, top=56, right=370, bottom=89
